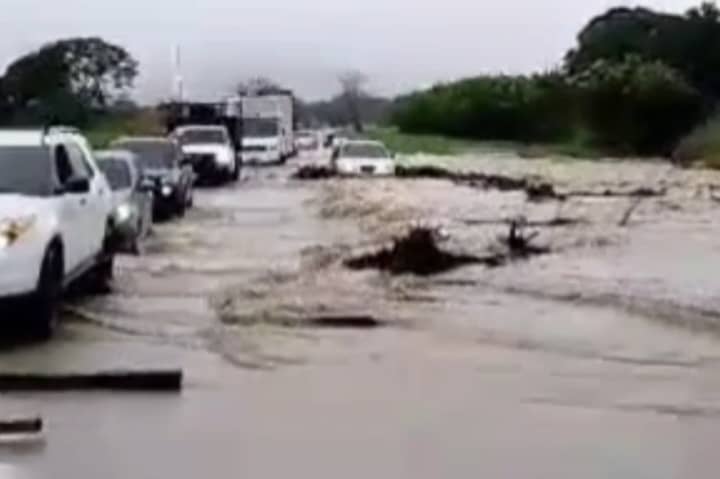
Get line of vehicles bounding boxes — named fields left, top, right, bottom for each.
left=0, top=88, right=399, bottom=339
left=0, top=90, right=304, bottom=338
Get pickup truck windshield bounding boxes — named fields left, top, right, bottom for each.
left=341, top=144, right=389, bottom=159
left=0, top=146, right=54, bottom=196
left=179, top=129, right=227, bottom=145
left=114, top=141, right=175, bottom=170
left=98, top=158, right=132, bottom=191
left=244, top=118, right=279, bottom=137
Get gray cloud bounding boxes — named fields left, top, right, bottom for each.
left=0, top=0, right=698, bottom=102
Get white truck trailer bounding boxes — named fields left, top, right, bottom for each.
left=231, top=92, right=294, bottom=164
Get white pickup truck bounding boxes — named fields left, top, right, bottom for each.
left=0, top=128, right=115, bottom=338
left=172, top=125, right=239, bottom=183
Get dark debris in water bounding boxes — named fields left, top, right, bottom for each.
left=567, top=186, right=667, bottom=198
left=292, top=165, right=336, bottom=180
left=395, top=166, right=563, bottom=201
left=345, top=222, right=550, bottom=276
left=306, top=316, right=384, bottom=329
left=463, top=216, right=585, bottom=228
left=344, top=227, right=486, bottom=276
left=292, top=164, right=667, bottom=205
left=501, top=219, right=551, bottom=257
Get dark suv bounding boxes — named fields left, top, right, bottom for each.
left=111, top=137, right=194, bottom=220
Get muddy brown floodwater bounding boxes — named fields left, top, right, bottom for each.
left=3, top=151, right=720, bottom=478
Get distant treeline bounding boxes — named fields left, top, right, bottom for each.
left=297, top=94, right=391, bottom=128
left=391, top=3, right=720, bottom=156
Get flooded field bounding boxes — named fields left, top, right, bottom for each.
left=3, top=151, right=720, bottom=478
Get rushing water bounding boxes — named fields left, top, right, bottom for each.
left=4, top=151, right=720, bottom=478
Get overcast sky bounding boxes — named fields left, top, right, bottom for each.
left=0, top=0, right=699, bottom=102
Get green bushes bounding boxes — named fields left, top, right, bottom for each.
left=393, top=73, right=576, bottom=144
left=392, top=57, right=706, bottom=156
left=570, top=56, right=706, bottom=155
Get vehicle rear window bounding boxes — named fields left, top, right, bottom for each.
left=178, top=129, right=227, bottom=145
left=244, top=119, right=279, bottom=137
left=0, top=146, right=53, bottom=196
left=113, top=141, right=175, bottom=170
left=98, top=158, right=132, bottom=190
left=341, top=143, right=389, bottom=159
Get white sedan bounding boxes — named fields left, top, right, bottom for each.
left=331, top=140, right=395, bottom=176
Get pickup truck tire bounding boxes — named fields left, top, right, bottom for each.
left=28, top=245, right=62, bottom=340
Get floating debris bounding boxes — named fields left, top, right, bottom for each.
left=345, top=220, right=551, bottom=276
left=344, top=227, right=485, bottom=275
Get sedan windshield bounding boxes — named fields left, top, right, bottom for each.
left=0, top=146, right=54, bottom=196
left=341, top=144, right=389, bottom=159
left=179, top=129, right=227, bottom=145
left=113, top=141, right=175, bottom=170
left=98, top=158, right=132, bottom=191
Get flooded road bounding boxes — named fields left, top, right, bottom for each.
left=3, top=152, right=720, bottom=478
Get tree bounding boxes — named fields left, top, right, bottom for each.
left=338, top=70, right=368, bottom=132
left=0, top=37, right=138, bottom=124
left=687, top=1, right=720, bottom=20
left=236, top=77, right=288, bottom=96
left=565, top=4, right=720, bottom=97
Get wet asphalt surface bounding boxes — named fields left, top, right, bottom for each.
left=3, top=151, right=720, bottom=478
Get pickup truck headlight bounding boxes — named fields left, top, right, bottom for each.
left=0, top=215, right=36, bottom=249
left=161, top=185, right=174, bottom=197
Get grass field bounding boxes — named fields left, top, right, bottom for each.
left=366, top=127, right=603, bottom=159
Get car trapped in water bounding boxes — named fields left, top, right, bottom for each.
left=110, top=137, right=194, bottom=220
left=172, top=125, right=239, bottom=184
left=96, top=150, right=153, bottom=254
left=0, top=128, right=115, bottom=338
left=331, top=140, right=396, bottom=176
left=295, top=130, right=319, bottom=152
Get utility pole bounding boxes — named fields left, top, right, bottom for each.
left=172, top=44, right=184, bottom=102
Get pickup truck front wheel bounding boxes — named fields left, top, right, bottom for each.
left=28, top=246, right=62, bottom=340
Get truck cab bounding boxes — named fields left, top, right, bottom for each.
left=163, top=101, right=243, bottom=181
left=242, top=117, right=284, bottom=165
left=235, top=92, right=295, bottom=165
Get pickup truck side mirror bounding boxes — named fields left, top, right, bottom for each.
left=64, top=175, right=90, bottom=194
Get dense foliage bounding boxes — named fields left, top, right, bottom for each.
left=392, top=2, right=719, bottom=156
left=570, top=56, right=706, bottom=154
left=393, top=73, right=575, bottom=143
left=0, top=37, right=138, bottom=126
